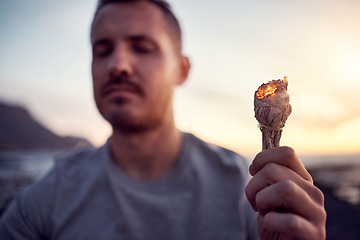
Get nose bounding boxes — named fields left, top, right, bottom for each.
left=108, top=47, right=133, bottom=78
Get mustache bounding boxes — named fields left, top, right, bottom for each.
left=101, top=75, right=144, bottom=97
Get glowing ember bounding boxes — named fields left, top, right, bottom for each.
left=255, top=76, right=288, bottom=99
left=254, top=76, right=292, bottom=150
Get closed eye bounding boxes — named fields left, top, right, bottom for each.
left=130, top=36, right=157, bottom=54
left=92, top=39, right=113, bottom=58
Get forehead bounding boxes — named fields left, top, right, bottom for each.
left=91, top=2, right=169, bottom=43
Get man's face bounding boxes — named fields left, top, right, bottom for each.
left=91, top=2, right=188, bottom=133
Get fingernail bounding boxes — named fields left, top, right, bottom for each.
left=249, top=164, right=254, bottom=176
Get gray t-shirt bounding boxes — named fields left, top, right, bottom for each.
left=0, top=133, right=259, bottom=240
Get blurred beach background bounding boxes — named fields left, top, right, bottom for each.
left=1, top=0, right=359, bottom=239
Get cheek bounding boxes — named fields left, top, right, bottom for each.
left=91, top=63, right=104, bottom=103
left=148, top=70, right=175, bottom=98
left=92, top=60, right=106, bottom=84
left=148, top=58, right=179, bottom=83
left=92, top=61, right=103, bottom=80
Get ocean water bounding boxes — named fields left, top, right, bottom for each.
left=0, top=149, right=60, bottom=180
left=0, top=149, right=66, bottom=215
left=1, top=150, right=360, bottom=207
left=1, top=150, right=359, bottom=239
left=1, top=150, right=359, bottom=178
left=300, top=154, right=360, bottom=168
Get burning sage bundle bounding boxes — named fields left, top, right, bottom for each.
left=254, top=77, right=292, bottom=150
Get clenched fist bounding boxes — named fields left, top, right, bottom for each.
left=245, top=147, right=326, bottom=240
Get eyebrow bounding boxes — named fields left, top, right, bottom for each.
left=128, top=35, right=154, bottom=43
left=92, top=34, right=155, bottom=46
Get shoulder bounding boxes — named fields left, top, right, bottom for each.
left=183, top=132, right=249, bottom=175
left=52, top=145, right=104, bottom=177
left=0, top=145, right=107, bottom=238
left=33, top=145, right=109, bottom=200
left=20, top=145, right=104, bottom=204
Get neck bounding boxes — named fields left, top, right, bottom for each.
left=110, top=120, right=183, bottom=181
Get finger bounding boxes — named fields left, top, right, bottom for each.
left=258, top=212, right=326, bottom=240
left=256, top=180, right=326, bottom=224
left=245, top=163, right=324, bottom=211
left=249, top=146, right=312, bottom=183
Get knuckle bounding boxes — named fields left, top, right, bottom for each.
left=281, top=180, right=298, bottom=195
left=318, top=227, right=327, bottom=240
left=287, top=217, right=302, bottom=231
left=280, top=146, right=296, bottom=159
left=254, top=188, right=265, bottom=206
left=279, top=180, right=299, bottom=202
left=261, top=214, right=274, bottom=230
left=313, top=221, right=327, bottom=240
left=305, top=172, right=314, bottom=184
left=262, top=163, right=280, bottom=180
left=262, top=213, right=302, bottom=232
left=312, top=185, right=325, bottom=205
left=316, top=205, right=327, bottom=224
left=289, top=218, right=301, bottom=231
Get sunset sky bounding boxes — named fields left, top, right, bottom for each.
left=1, top=0, right=359, bottom=157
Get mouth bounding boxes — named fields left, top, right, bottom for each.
left=101, top=82, right=144, bottom=100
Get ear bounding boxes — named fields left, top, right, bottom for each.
left=177, top=56, right=190, bottom=86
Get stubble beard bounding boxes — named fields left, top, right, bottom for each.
left=101, top=99, right=172, bottom=134
left=108, top=110, right=161, bottom=134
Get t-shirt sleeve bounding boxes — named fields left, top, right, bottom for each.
left=0, top=192, right=42, bottom=239
left=0, top=168, right=57, bottom=239
left=234, top=154, right=260, bottom=240
left=239, top=189, right=260, bottom=240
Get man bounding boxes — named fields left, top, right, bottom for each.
left=0, top=0, right=326, bottom=239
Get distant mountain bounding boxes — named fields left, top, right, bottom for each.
left=0, top=102, right=91, bottom=150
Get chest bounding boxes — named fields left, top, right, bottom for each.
left=50, top=172, right=243, bottom=240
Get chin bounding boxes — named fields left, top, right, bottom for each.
left=108, top=109, right=164, bottom=134
left=97, top=98, right=168, bottom=134
left=101, top=108, right=144, bottom=133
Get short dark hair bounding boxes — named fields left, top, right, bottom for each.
left=92, top=0, right=182, bottom=53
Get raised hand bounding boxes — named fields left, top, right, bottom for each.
left=245, top=147, right=326, bottom=240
